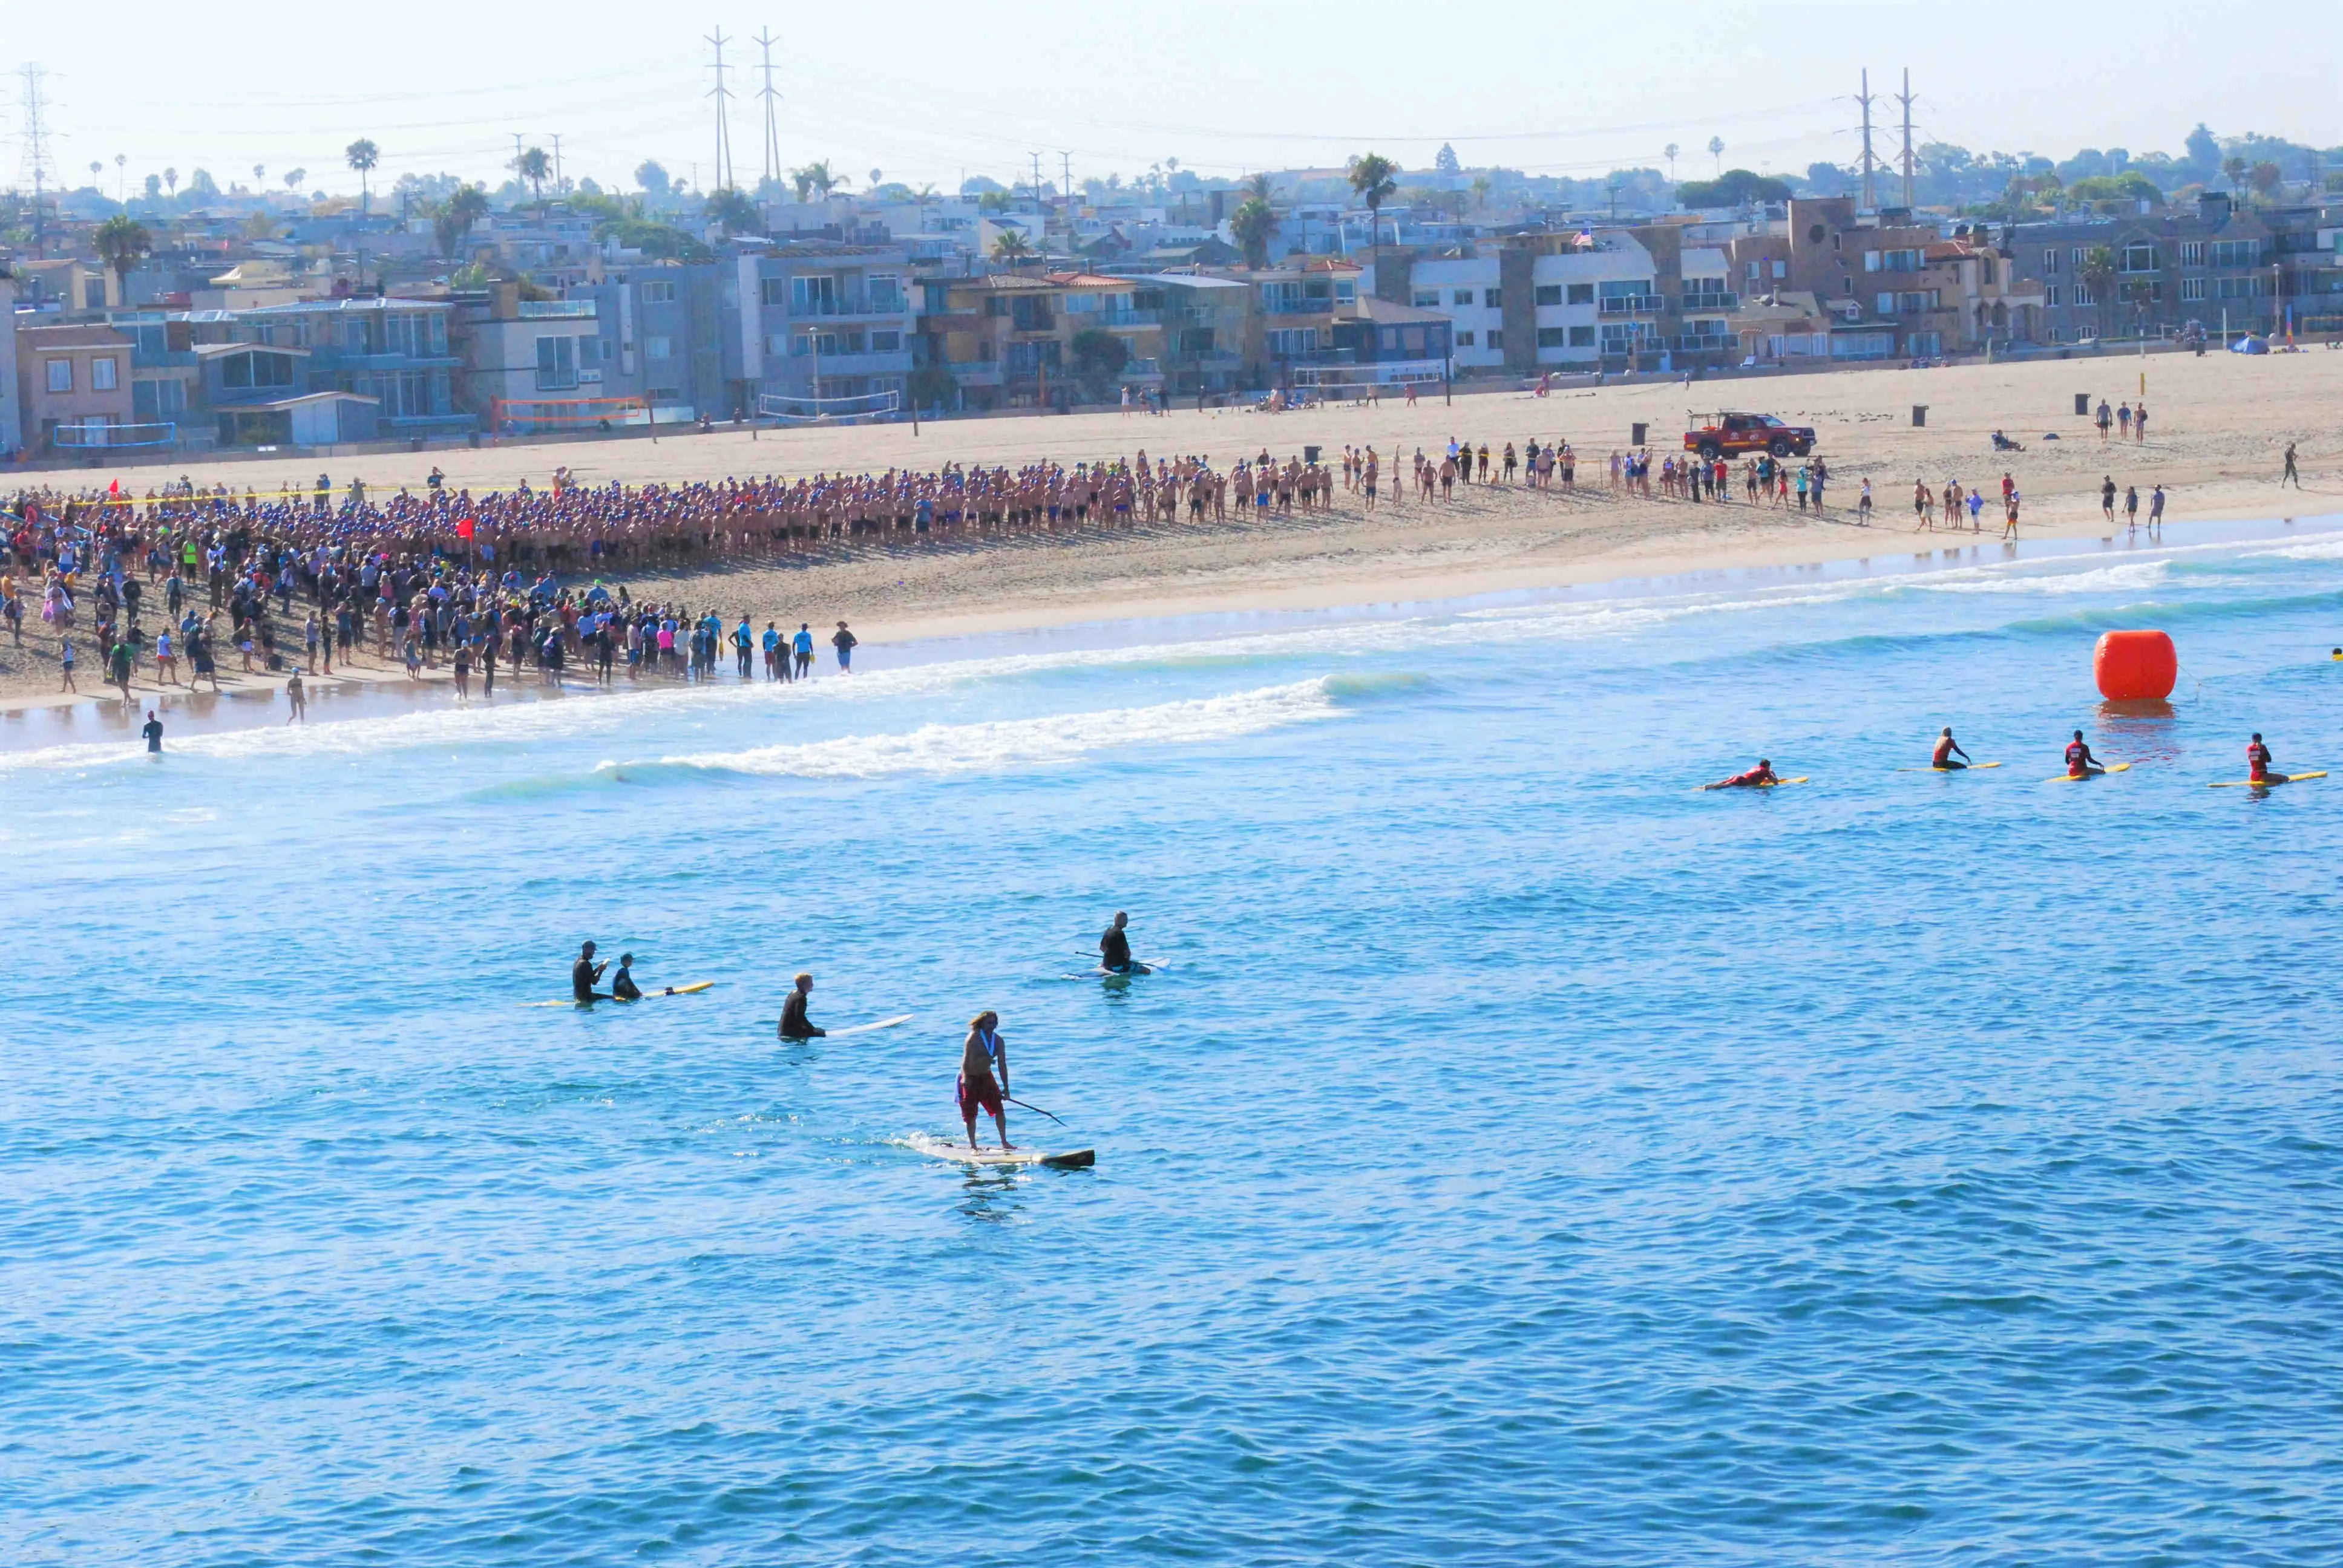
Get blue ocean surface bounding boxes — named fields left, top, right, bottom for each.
left=8, top=523, right=2343, bottom=1565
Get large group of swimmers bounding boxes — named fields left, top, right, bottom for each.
left=1705, top=727, right=2309, bottom=789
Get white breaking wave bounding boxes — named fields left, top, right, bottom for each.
left=633, top=678, right=1341, bottom=779
left=1895, top=558, right=2174, bottom=597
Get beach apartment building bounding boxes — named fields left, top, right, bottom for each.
left=914, top=269, right=1169, bottom=410
left=2008, top=193, right=2343, bottom=342
left=732, top=242, right=917, bottom=414
left=454, top=281, right=608, bottom=430
left=14, top=323, right=136, bottom=453
left=1373, top=234, right=1666, bottom=376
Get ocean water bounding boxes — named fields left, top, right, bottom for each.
left=9, top=523, right=2343, bottom=1565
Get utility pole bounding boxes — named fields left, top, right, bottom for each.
left=1856, top=69, right=1878, bottom=211
left=706, top=27, right=736, bottom=193
left=1895, top=68, right=1916, bottom=210
left=1061, top=151, right=1073, bottom=226
left=551, top=134, right=565, bottom=195
left=513, top=131, right=526, bottom=192
left=1031, top=152, right=1045, bottom=248
left=755, top=29, right=784, bottom=191
left=17, top=65, right=53, bottom=256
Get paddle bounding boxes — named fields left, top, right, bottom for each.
left=1006, top=1096, right=1066, bottom=1126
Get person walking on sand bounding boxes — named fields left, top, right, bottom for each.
left=958, top=1010, right=1014, bottom=1152
left=2134, top=402, right=2148, bottom=443
left=2282, top=442, right=2301, bottom=488
left=59, top=636, right=78, bottom=693
left=2002, top=487, right=2022, bottom=540
left=831, top=619, right=857, bottom=673
left=2124, top=485, right=2140, bottom=530
left=2102, top=475, right=2117, bottom=522
left=2096, top=399, right=2113, bottom=441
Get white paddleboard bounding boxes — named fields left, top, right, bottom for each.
left=905, top=1134, right=1095, bottom=1169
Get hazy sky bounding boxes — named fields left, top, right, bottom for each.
left=9, top=1, right=2340, bottom=198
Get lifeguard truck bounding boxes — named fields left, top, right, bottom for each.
left=1685, top=411, right=1817, bottom=461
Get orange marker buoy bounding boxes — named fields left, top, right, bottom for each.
left=2094, top=630, right=2177, bottom=700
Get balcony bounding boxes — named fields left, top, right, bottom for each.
left=1598, top=297, right=1661, bottom=316
left=788, top=296, right=909, bottom=319
left=518, top=299, right=597, bottom=319
left=1679, top=291, right=1740, bottom=313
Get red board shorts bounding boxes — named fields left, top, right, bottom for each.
left=957, top=1071, right=1003, bottom=1121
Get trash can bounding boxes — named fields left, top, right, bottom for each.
left=1303, top=445, right=1322, bottom=464
left=1630, top=422, right=1648, bottom=446
left=2074, top=393, right=2091, bottom=416
left=1912, top=405, right=1928, bottom=428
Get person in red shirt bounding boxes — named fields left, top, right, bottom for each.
left=1705, top=759, right=1780, bottom=789
left=2246, top=733, right=2275, bottom=782
left=2065, top=730, right=2105, bottom=779
left=1933, top=727, right=1971, bottom=771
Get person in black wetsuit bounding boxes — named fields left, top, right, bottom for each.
left=141, top=710, right=164, bottom=754
left=611, top=953, right=643, bottom=1001
left=572, top=941, right=609, bottom=1001
left=1100, top=912, right=1135, bottom=974
left=779, top=973, right=825, bottom=1039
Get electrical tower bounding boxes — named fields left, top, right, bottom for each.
left=707, top=27, right=737, bottom=193
left=1855, top=68, right=1878, bottom=211
left=18, top=64, right=55, bottom=255
left=1895, top=68, right=1916, bottom=210
left=755, top=30, right=782, bottom=192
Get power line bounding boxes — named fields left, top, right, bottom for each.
left=1855, top=68, right=1878, bottom=210
left=706, top=26, right=736, bottom=192
left=1895, top=68, right=1916, bottom=210
left=755, top=29, right=782, bottom=191
left=18, top=64, right=55, bottom=255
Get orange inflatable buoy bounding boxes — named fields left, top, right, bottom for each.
left=2094, top=630, right=2177, bottom=700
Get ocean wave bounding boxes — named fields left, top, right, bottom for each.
left=629, top=677, right=1343, bottom=780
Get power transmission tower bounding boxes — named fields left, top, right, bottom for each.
left=550, top=133, right=565, bottom=194
left=755, top=29, right=783, bottom=191
left=18, top=64, right=55, bottom=256
left=1855, top=69, right=1878, bottom=211
left=706, top=27, right=736, bottom=193
left=1895, top=68, right=1916, bottom=210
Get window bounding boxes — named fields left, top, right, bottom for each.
left=2210, top=240, right=2260, bottom=268
left=2122, top=244, right=2157, bottom=273
left=640, top=280, right=677, bottom=304
left=578, top=338, right=605, bottom=367
left=1412, top=290, right=1440, bottom=308
left=1568, top=325, right=1595, bottom=347
left=645, top=335, right=674, bottom=359
left=220, top=351, right=295, bottom=390
left=1534, top=284, right=1562, bottom=306
left=2049, top=326, right=2066, bottom=342
left=2045, top=284, right=2063, bottom=307
left=1876, top=292, right=1896, bottom=314
left=790, top=275, right=837, bottom=315
left=1863, top=249, right=1921, bottom=272
left=647, top=386, right=681, bottom=402
left=134, top=379, right=186, bottom=421
left=1483, top=289, right=1501, bottom=307
left=2181, top=276, right=2207, bottom=302
left=91, top=357, right=117, bottom=391
left=1536, top=327, right=1567, bottom=347
left=1982, top=258, right=1997, bottom=284
left=765, top=333, right=790, bottom=356
left=45, top=359, right=71, bottom=393
left=2215, top=275, right=2263, bottom=299
left=1567, top=283, right=1594, bottom=305
left=2073, top=284, right=2094, bottom=306
left=1485, top=329, right=1502, bottom=351
left=761, top=277, right=787, bottom=307
left=1334, top=280, right=1357, bottom=304
left=2044, top=248, right=2060, bottom=274
left=1455, top=331, right=1476, bottom=347
left=870, top=329, right=902, bottom=352
left=1265, top=327, right=1322, bottom=354
left=1452, top=289, right=1474, bottom=307
left=1745, top=261, right=1761, bottom=282
left=2179, top=241, right=2205, bottom=267
left=868, top=275, right=905, bottom=312
left=534, top=336, right=578, bottom=391
left=2071, top=247, right=2088, bottom=269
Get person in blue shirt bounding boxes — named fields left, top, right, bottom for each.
left=732, top=617, right=754, bottom=678
left=793, top=622, right=814, bottom=679
left=761, top=621, right=784, bottom=681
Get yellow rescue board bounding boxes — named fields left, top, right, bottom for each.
left=2044, top=763, right=2132, bottom=783
left=2209, top=771, right=2326, bottom=788
left=1897, top=762, right=2004, bottom=772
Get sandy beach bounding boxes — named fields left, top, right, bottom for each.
left=6, top=347, right=2338, bottom=725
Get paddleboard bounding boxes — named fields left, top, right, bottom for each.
left=2043, top=763, right=2132, bottom=783
left=1896, top=762, right=2003, bottom=772
left=1699, top=776, right=1809, bottom=792
left=825, top=1013, right=916, bottom=1037
left=524, top=981, right=715, bottom=1008
left=906, top=1134, right=1094, bottom=1169
left=2209, top=771, right=2326, bottom=788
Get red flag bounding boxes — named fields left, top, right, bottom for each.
left=456, top=517, right=476, bottom=541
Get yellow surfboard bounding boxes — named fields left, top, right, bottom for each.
left=2044, top=762, right=2132, bottom=783
left=2209, top=771, right=2326, bottom=788
left=1897, top=762, right=2003, bottom=772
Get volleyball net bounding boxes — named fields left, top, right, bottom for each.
left=50, top=421, right=179, bottom=451
left=490, top=396, right=649, bottom=432
left=756, top=389, right=903, bottom=426
left=1285, top=359, right=1449, bottom=396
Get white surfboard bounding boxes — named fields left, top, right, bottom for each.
left=905, top=1134, right=1095, bottom=1169
left=827, top=1013, right=915, bottom=1037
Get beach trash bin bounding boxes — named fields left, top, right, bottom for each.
left=1630, top=422, right=1648, bottom=445
left=2075, top=393, right=2091, bottom=415
left=1304, top=445, right=1322, bottom=463
left=1912, top=405, right=1928, bottom=427
left=2094, top=630, right=2177, bottom=701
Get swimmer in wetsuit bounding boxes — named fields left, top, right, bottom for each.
left=2247, top=732, right=2276, bottom=783
left=1703, top=758, right=1781, bottom=789
left=779, top=972, right=826, bottom=1039
left=1933, top=727, right=1971, bottom=770
left=572, top=941, right=609, bottom=1001
left=1099, top=912, right=1135, bottom=974
left=2064, top=730, right=2105, bottom=778
left=611, top=953, right=643, bottom=1001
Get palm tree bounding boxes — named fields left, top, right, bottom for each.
left=2221, top=155, right=2249, bottom=196
left=869, top=168, right=883, bottom=190
left=93, top=214, right=152, bottom=301
left=431, top=182, right=490, bottom=262
left=88, top=160, right=102, bottom=189
left=2081, top=245, right=2118, bottom=339
left=1470, top=175, right=1492, bottom=215
left=163, top=166, right=179, bottom=198
left=1665, top=143, right=1680, bottom=185
left=514, top=146, right=552, bottom=204
left=345, top=139, right=379, bottom=214
left=1244, top=171, right=1274, bottom=205
left=1708, top=136, right=1725, bottom=176
left=285, top=168, right=306, bottom=193
left=253, top=163, right=266, bottom=188
left=1348, top=152, right=1399, bottom=246
left=1229, top=197, right=1276, bottom=269
left=114, top=152, right=125, bottom=201
left=990, top=227, right=1035, bottom=265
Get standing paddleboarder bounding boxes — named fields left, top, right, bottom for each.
left=958, top=1011, right=1012, bottom=1152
